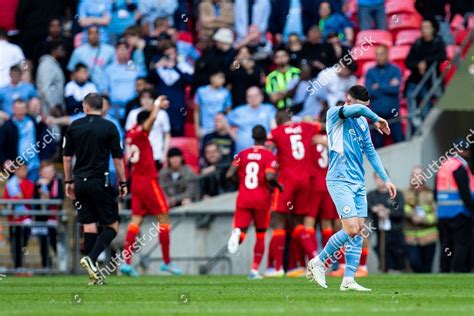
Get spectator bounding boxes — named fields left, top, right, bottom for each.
left=27, top=97, right=57, bottom=161
left=235, top=24, right=273, bottom=63
left=36, top=41, right=66, bottom=115
left=125, top=89, right=170, bottom=170
left=404, top=166, right=438, bottom=273
left=0, top=28, right=25, bottom=88
left=159, top=147, right=198, bottom=207
left=368, top=171, right=405, bottom=273
left=198, top=0, right=234, bottom=39
left=0, top=65, right=37, bottom=117
left=200, top=141, right=235, bottom=199
left=326, top=31, right=350, bottom=62
left=227, top=46, right=264, bottom=107
left=287, top=33, right=304, bottom=67
left=318, top=1, right=353, bottom=45
left=201, top=113, right=235, bottom=165
left=124, top=77, right=149, bottom=125
left=415, top=0, right=454, bottom=45
left=36, top=18, right=73, bottom=75
left=405, top=19, right=446, bottom=122
left=436, top=139, right=473, bottom=273
left=313, top=59, right=357, bottom=108
left=234, top=0, right=270, bottom=43
left=269, top=0, right=320, bottom=44
left=138, top=0, right=178, bottom=34
left=78, top=0, right=112, bottom=43
left=301, top=26, right=337, bottom=76
left=0, top=100, right=41, bottom=181
left=265, top=48, right=300, bottom=109
left=105, top=40, right=145, bottom=120
left=227, top=86, right=275, bottom=153
left=286, top=62, right=327, bottom=120
left=4, top=165, right=35, bottom=269
left=193, top=28, right=236, bottom=90
left=34, top=160, right=63, bottom=268
left=194, top=70, right=232, bottom=138
left=64, top=63, right=98, bottom=115
left=150, top=44, right=193, bottom=137
left=109, top=0, right=140, bottom=45
left=143, top=17, right=172, bottom=68
left=67, top=26, right=116, bottom=93
left=358, top=0, right=387, bottom=30
left=123, top=25, right=147, bottom=75
left=365, top=45, right=404, bottom=148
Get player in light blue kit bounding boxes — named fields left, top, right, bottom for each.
left=306, top=85, right=397, bottom=292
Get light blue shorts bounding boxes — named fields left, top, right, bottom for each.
left=326, top=181, right=368, bottom=219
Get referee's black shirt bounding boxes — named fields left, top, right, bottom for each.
left=63, top=114, right=123, bottom=178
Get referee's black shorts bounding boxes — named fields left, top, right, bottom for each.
left=74, top=177, right=120, bottom=225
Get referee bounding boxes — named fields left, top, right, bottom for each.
left=63, top=93, right=127, bottom=285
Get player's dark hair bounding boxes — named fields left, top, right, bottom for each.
left=252, top=125, right=267, bottom=143
left=275, top=110, right=291, bottom=126
left=139, top=88, right=156, bottom=99
left=137, top=110, right=151, bottom=125
left=84, top=93, right=103, bottom=110
left=348, top=85, right=370, bottom=102
left=74, top=63, right=88, bottom=72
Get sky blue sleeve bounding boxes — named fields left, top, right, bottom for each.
left=362, top=123, right=390, bottom=182
left=342, top=104, right=380, bottom=122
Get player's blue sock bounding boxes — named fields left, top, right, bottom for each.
left=344, top=235, right=363, bottom=278
left=318, top=230, right=350, bottom=263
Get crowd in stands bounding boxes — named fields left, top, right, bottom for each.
left=0, top=0, right=472, bottom=272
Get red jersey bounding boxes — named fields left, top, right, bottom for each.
left=268, top=121, right=320, bottom=178
left=310, top=142, right=329, bottom=191
left=4, top=177, right=35, bottom=223
left=126, top=125, right=158, bottom=179
left=232, top=146, right=277, bottom=210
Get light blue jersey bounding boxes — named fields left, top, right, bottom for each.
left=326, top=104, right=389, bottom=218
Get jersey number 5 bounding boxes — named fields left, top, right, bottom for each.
left=244, top=162, right=259, bottom=189
left=290, top=134, right=305, bottom=160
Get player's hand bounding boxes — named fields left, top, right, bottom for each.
left=385, top=182, right=397, bottom=200
left=374, top=118, right=391, bottom=135
left=119, top=184, right=128, bottom=199
left=154, top=95, right=168, bottom=108
left=65, top=183, right=76, bottom=200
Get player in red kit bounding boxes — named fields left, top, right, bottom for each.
left=265, top=110, right=323, bottom=277
left=120, top=96, right=182, bottom=277
left=226, top=125, right=282, bottom=280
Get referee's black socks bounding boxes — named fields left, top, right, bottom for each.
left=84, top=233, right=98, bottom=256
left=88, top=227, right=117, bottom=262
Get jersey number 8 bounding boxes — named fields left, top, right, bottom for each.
left=244, top=161, right=259, bottom=189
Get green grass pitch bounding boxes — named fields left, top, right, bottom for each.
left=1, top=274, right=473, bottom=315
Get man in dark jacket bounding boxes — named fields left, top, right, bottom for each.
left=365, top=45, right=403, bottom=148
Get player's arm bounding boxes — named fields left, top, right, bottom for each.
left=143, top=96, right=167, bottom=132
left=362, top=128, right=397, bottom=199
left=265, top=171, right=283, bottom=192
left=225, top=164, right=238, bottom=180
left=62, top=127, right=75, bottom=199
left=339, top=104, right=391, bottom=135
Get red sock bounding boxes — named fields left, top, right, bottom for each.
left=252, top=232, right=266, bottom=270
left=124, top=223, right=140, bottom=265
left=360, top=247, right=369, bottom=266
left=269, top=229, right=286, bottom=270
left=159, top=224, right=170, bottom=265
left=288, top=237, right=303, bottom=269
left=321, top=227, right=334, bottom=247
left=292, top=225, right=316, bottom=260
left=306, top=227, right=318, bottom=255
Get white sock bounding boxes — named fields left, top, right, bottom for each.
left=342, top=276, right=354, bottom=284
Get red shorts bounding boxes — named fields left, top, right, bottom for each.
left=272, top=176, right=312, bottom=215
left=131, top=178, right=168, bottom=216
left=308, top=190, right=338, bottom=219
left=233, top=207, right=271, bottom=230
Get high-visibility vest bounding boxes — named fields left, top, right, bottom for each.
left=436, top=156, right=474, bottom=219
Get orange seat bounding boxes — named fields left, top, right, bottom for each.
left=356, top=30, right=393, bottom=47
left=395, top=30, right=421, bottom=46
left=169, top=137, right=200, bottom=173
left=385, top=0, right=417, bottom=15
left=352, top=44, right=377, bottom=76
left=389, top=45, right=411, bottom=72
left=388, top=13, right=422, bottom=38
left=446, top=45, right=460, bottom=60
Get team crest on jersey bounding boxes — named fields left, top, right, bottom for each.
left=360, top=124, right=366, bottom=131
left=342, top=205, right=351, bottom=214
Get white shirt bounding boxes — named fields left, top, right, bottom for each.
left=64, top=80, right=98, bottom=102
left=0, top=40, right=25, bottom=88
left=125, top=108, right=171, bottom=161
left=315, top=67, right=357, bottom=108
